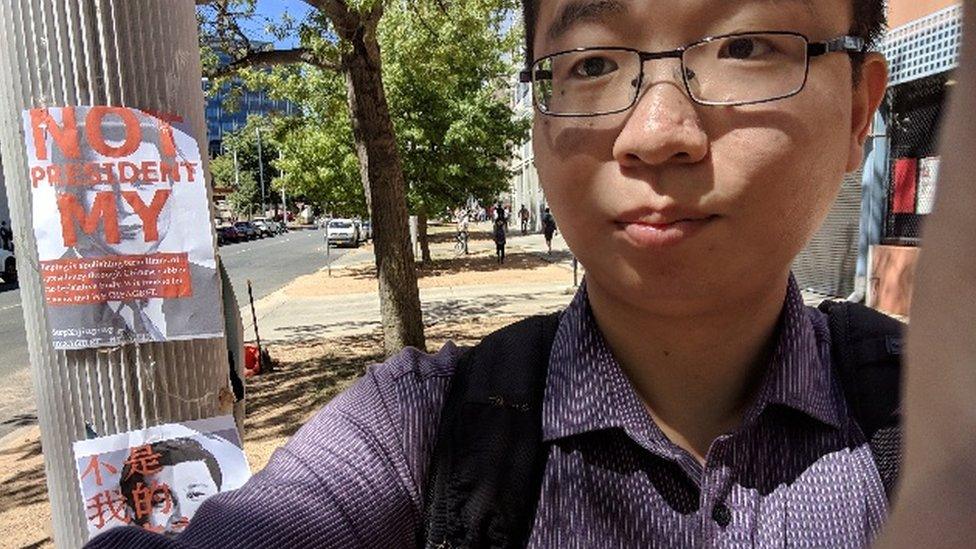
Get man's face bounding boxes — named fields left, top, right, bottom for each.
left=532, top=0, right=879, bottom=312
left=143, top=460, right=218, bottom=537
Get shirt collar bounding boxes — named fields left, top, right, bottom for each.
left=745, top=275, right=845, bottom=429
left=541, top=274, right=845, bottom=447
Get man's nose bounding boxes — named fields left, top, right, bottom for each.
left=611, top=62, right=709, bottom=168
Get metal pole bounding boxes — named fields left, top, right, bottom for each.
left=256, top=127, right=266, bottom=217
left=246, top=279, right=269, bottom=373
left=326, top=217, right=332, bottom=277
left=0, top=2, right=237, bottom=546
left=278, top=149, right=286, bottom=223
left=233, top=144, right=241, bottom=189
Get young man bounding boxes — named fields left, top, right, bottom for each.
left=0, top=220, right=11, bottom=251
left=92, top=0, right=969, bottom=547
left=118, top=438, right=223, bottom=537
left=494, top=217, right=508, bottom=264
left=541, top=207, right=557, bottom=254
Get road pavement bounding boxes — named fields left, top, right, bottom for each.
left=0, top=227, right=351, bottom=438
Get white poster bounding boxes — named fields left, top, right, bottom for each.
left=917, top=156, right=940, bottom=215
left=72, top=415, right=250, bottom=540
left=21, top=106, right=223, bottom=349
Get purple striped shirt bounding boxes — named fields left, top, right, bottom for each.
left=87, top=274, right=888, bottom=548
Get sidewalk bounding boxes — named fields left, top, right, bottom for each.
left=242, top=224, right=577, bottom=343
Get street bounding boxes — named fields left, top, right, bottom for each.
left=0, top=227, right=350, bottom=439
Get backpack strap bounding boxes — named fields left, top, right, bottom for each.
left=817, top=300, right=904, bottom=500
left=421, top=302, right=904, bottom=547
left=421, top=312, right=562, bottom=549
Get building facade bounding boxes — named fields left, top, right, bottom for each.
left=203, top=44, right=298, bottom=220
left=866, top=1, right=962, bottom=316
left=507, top=76, right=546, bottom=232
left=204, top=81, right=297, bottom=157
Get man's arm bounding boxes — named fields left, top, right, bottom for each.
left=874, top=5, right=976, bottom=548
left=83, top=346, right=458, bottom=549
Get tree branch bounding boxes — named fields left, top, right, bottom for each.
left=300, top=0, right=362, bottom=40
left=209, top=48, right=339, bottom=78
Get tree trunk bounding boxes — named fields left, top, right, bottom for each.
left=418, top=204, right=432, bottom=264
left=341, top=20, right=425, bottom=355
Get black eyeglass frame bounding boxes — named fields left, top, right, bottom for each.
left=518, top=31, right=867, bottom=117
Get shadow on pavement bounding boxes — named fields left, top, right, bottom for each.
left=420, top=250, right=567, bottom=278
left=244, top=331, right=385, bottom=444
left=0, top=436, right=46, bottom=515
left=0, top=280, right=19, bottom=294
left=340, top=250, right=568, bottom=283
left=426, top=229, right=493, bottom=244
left=264, top=291, right=568, bottom=346
left=1, top=413, right=37, bottom=431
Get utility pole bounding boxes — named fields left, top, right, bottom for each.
left=256, top=127, right=266, bottom=217
left=0, top=2, right=239, bottom=547
left=233, top=145, right=241, bottom=189
left=278, top=149, right=287, bottom=223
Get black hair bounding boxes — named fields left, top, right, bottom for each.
left=521, top=0, right=886, bottom=82
left=118, top=437, right=222, bottom=525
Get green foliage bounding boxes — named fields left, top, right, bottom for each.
left=198, top=0, right=528, bottom=219
left=381, top=0, right=529, bottom=215
left=274, top=110, right=368, bottom=217
left=210, top=153, right=261, bottom=218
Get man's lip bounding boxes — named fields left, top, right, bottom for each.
left=615, top=210, right=718, bottom=226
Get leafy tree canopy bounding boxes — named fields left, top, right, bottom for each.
left=198, top=0, right=527, bottom=220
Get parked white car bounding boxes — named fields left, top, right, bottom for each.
left=326, top=218, right=360, bottom=248
left=1, top=248, right=15, bottom=283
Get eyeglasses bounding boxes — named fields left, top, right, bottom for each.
left=519, top=32, right=866, bottom=117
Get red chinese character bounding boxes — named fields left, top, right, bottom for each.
left=80, top=455, right=118, bottom=487
left=123, top=445, right=161, bottom=480
left=131, top=480, right=171, bottom=521
left=85, top=489, right=129, bottom=530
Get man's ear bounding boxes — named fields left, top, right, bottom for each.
left=847, top=52, right=889, bottom=173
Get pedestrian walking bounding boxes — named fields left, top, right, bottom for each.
left=455, top=208, right=470, bottom=255
left=0, top=221, right=11, bottom=251
left=541, top=207, right=557, bottom=254
left=494, top=202, right=508, bottom=224
left=492, top=218, right=506, bottom=264
left=519, top=205, right=530, bottom=235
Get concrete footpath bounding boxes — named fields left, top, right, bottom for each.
left=242, top=226, right=579, bottom=344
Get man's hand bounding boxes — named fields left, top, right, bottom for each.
left=873, top=4, right=976, bottom=548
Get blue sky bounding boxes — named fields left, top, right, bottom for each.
left=247, top=1, right=518, bottom=49
left=248, top=0, right=314, bottom=48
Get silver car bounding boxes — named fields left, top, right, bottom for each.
left=326, top=219, right=360, bottom=248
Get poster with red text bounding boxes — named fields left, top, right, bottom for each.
left=72, top=415, right=250, bottom=539
left=22, top=106, right=223, bottom=349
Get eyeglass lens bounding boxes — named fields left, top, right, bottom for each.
left=533, top=33, right=810, bottom=114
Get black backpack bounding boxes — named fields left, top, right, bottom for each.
left=420, top=301, right=903, bottom=549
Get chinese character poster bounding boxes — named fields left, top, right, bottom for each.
left=72, top=415, right=250, bottom=539
left=21, top=105, right=223, bottom=349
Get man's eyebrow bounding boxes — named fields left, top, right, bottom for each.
left=545, top=0, right=818, bottom=43
left=546, top=0, right=628, bottom=42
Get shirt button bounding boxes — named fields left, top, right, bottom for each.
left=712, top=503, right=732, bottom=528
